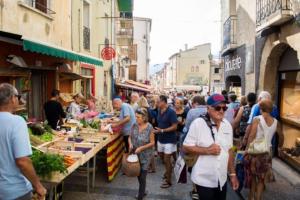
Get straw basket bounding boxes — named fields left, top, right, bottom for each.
left=122, top=153, right=140, bottom=177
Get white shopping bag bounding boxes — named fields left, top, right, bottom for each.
left=174, top=155, right=185, bottom=183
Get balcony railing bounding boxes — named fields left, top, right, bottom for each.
left=83, top=26, right=90, bottom=50
left=256, top=0, right=293, bottom=29
left=222, top=15, right=237, bottom=54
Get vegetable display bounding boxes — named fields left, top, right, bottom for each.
left=80, top=119, right=100, bottom=130
left=31, top=150, right=67, bottom=178
left=28, top=123, right=54, bottom=144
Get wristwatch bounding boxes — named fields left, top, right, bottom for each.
left=161, top=129, right=164, bottom=133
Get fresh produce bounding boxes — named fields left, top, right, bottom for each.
left=64, top=156, right=76, bottom=167
left=28, top=123, right=54, bottom=144
left=31, top=150, right=67, bottom=178
left=39, top=132, right=53, bottom=142
left=80, top=119, right=100, bottom=130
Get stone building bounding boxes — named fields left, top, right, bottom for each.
left=221, top=0, right=256, bottom=96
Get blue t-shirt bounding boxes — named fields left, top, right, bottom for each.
left=247, top=103, right=279, bottom=124
left=157, top=107, right=178, bottom=144
left=0, top=112, right=33, bottom=200
left=119, top=103, right=136, bottom=136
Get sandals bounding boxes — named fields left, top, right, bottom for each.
left=160, top=181, right=172, bottom=188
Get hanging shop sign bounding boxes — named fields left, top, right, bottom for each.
left=224, top=56, right=242, bottom=72
left=101, top=47, right=116, bottom=60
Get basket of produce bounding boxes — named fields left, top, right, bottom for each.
left=121, top=154, right=140, bottom=177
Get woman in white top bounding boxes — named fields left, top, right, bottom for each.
left=69, top=93, right=83, bottom=119
left=245, top=99, right=283, bottom=200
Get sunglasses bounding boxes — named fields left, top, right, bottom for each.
left=213, top=105, right=228, bottom=112
left=14, top=94, right=22, bottom=100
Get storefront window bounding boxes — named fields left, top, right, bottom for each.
left=280, top=71, right=300, bottom=123
left=80, top=65, right=95, bottom=98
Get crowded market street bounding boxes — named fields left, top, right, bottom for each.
left=2, top=0, right=300, bottom=200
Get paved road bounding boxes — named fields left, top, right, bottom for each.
left=62, top=156, right=241, bottom=200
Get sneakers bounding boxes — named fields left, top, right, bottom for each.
left=190, top=191, right=199, bottom=200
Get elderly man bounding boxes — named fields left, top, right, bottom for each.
left=183, top=94, right=239, bottom=200
left=112, top=98, right=136, bottom=153
left=0, top=83, right=46, bottom=200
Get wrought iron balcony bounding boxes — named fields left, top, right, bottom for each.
left=222, top=15, right=237, bottom=56
left=83, top=26, right=90, bottom=50
left=256, top=0, right=293, bottom=31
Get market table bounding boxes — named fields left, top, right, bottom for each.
left=36, top=130, right=124, bottom=199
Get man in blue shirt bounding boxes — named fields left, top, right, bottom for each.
left=112, top=98, right=136, bottom=153
left=0, top=83, right=46, bottom=200
left=154, top=95, right=178, bottom=188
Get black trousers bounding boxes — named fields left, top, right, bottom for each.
left=123, top=135, right=129, bottom=153
left=196, top=182, right=227, bottom=200
left=137, top=170, right=147, bottom=200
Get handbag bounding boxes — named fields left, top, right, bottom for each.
left=174, top=155, right=186, bottom=183
left=247, top=120, right=269, bottom=154
left=121, top=153, right=141, bottom=177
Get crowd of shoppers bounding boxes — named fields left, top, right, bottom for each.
left=0, top=82, right=284, bottom=200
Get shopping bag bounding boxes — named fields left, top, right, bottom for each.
left=174, top=155, right=186, bottom=183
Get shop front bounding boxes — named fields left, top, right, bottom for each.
left=0, top=31, right=103, bottom=120
left=258, top=39, right=300, bottom=172
left=223, top=45, right=246, bottom=96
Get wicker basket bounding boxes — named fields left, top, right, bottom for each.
left=122, top=154, right=140, bottom=177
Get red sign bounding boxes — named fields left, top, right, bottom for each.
left=101, top=47, right=116, bottom=60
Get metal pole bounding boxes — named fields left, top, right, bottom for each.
left=92, top=155, right=96, bottom=188
left=87, top=161, right=90, bottom=194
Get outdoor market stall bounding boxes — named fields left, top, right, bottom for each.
left=29, top=115, right=124, bottom=199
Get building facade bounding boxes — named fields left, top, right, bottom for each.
left=175, top=44, right=211, bottom=88
left=71, top=0, right=116, bottom=99
left=210, top=59, right=225, bottom=94
left=132, top=17, right=151, bottom=82
left=221, top=0, right=256, bottom=96
left=0, top=0, right=103, bottom=120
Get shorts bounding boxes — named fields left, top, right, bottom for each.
left=157, top=141, right=177, bottom=154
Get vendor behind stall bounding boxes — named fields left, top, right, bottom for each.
left=86, top=93, right=97, bottom=112
left=111, top=97, right=136, bottom=153
left=68, top=93, right=84, bottom=119
left=44, top=89, right=66, bottom=130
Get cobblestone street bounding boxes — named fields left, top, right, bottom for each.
left=58, top=156, right=291, bottom=200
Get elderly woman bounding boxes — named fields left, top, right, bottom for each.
left=129, top=108, right=155, bottom=200
left=245, top=99, right=283, bottom=200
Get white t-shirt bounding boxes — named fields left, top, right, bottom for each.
left=183, top=117, right=233, bottom=188
left=69, top=102, right=81, bottom=118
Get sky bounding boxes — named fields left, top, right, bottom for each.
left=134, top=0, right=221, bottom=74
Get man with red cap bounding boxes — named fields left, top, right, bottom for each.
left=183, top=93, right=239, bottom=200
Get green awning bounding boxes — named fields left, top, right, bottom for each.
left=22, top=38, right=103, bottom=66
left=117, top=0, right=133, bottom=12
